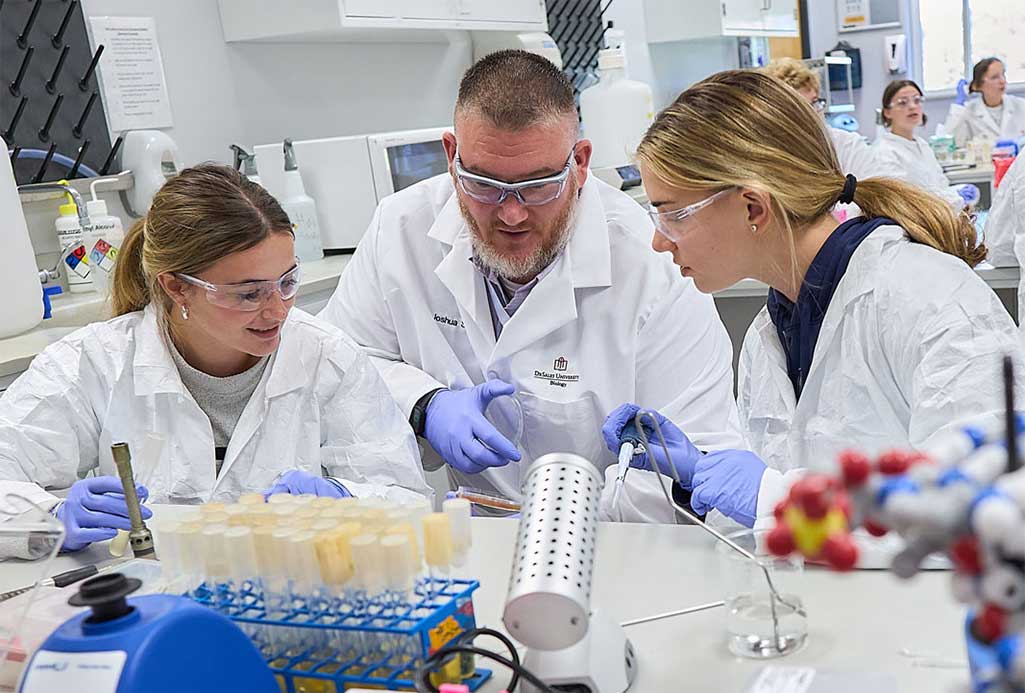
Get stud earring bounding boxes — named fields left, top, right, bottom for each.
left=750, top=224, right=758, bottom=233
left=181, top=304, right=189, bottom=320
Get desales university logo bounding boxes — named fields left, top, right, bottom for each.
left=535, top=356, right=579, bottom=388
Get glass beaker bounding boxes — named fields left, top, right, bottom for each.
left=715, top=528, right=807, bottom=658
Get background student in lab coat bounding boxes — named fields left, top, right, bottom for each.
left=943, top=58, right=1025, bottom=147
left=984, top=153, right=1025, bottom=335
left=322, top=50, right=745, bottom=521
left=762, top=58, right=902, bottom=184
left=603, top=69, right=1024, bottom=528
left=873, top=79, right=973, bottom=211
left=0, top=164, right=428, bottom=556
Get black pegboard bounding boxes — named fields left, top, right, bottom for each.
left=547, top=0, right=606, bottom=101
left=1, top=0, right=115, bottom=185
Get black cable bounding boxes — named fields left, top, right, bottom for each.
left=418, top=645, right=557, bottom=693
left=423, top=626, right=520, bottom=690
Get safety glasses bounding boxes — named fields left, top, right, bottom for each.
left=888, top=95, right=924, bottom=109
left=454, top=145, right=577, bottom=206
left=648, top=189, right=731, bottom=242
left=176, top=260, right=302, bottom=311
left=810, top=97, right=827, bottom=113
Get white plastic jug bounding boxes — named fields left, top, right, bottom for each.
left=0, top=137, right=43, bottom=338
left=579, top=36, right=654, bottom=170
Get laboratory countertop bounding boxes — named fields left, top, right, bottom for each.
left=2, top=508, right=968, bottom=693
left=946, top=164, right=996, bottom=185
left=0, top=254, right=352, bottom=381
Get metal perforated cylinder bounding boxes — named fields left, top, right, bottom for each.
left=503, top=453, right=602, bottom=651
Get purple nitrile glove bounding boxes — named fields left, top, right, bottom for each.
left=601, top=403, right=702, bottom=486
left=56, top=476, right=152, bottom=552
left=955, top=78, right=969, bottom=106
left=424, top=380, right=522, bottom=475
left=262, top=469, right=351, bottom=500
left=957, top=184, right=980, bottom=207
left=689, top=450, right=767, bottom=528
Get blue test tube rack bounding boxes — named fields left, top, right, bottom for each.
left=188, top=577, right=491, bottom=692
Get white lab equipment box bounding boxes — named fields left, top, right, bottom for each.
left=643, top=0, right=798, bottom=43
left=218, top=0, right=548, bottom=43
left=254, top=127, right=450, bottom=252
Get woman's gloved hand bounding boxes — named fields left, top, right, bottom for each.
left=602, top=403, right=702, bottom=485
left=55, top=476, right=152, bottom=552
left=425, top=380, right=522, bottom=475
left=955, top=78, right=969, bottom=106
left=262, top=469, right=351, bottom=499
left=690, top=450, right=767, bottom=528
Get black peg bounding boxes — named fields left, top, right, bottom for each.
left=99, top=135, right=123, bottom=176
left=68, top=139, right=90, bottom=178
left=38, top=93, right=64, bottom=143
left=31, top=142, right=57, bottom=184
left=51, top=0, right=78, bottom=49
left=10, top=146, right=22, bottom=163
left=78, top=44, right=104, bottom=91
left=3, top=97, right=28, bottom=141
left=17, top=0, right=43, bottom=49
left=72, top=92, right=97, bottom=138
left=9, top=46, right=34, bottom=97
left=46, top=46, right=70, bottom=95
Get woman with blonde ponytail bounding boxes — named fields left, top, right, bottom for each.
left=602, top=69, right=1023, bottom=529
left=0, top=164, right=428, bottom=557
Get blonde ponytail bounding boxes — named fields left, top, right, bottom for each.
left=853, top=178, right=985, bottom=267
left=637, top=69, right=984, bottom=268
left=111, top=219, right=150, bottom=316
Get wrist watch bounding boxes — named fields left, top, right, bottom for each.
left=410, top=388, right=445, bottom=436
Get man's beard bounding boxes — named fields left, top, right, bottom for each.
left=460, top=186, right=578, bottom=282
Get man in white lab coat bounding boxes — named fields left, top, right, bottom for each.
left=321, top=50, right=744, bottom=520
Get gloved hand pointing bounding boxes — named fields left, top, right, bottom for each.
left=56, top=476, right=152, bottom=552
left=955, top=78, right=969, bottom=106
left=602, top=404, right=702, bottom=485
left=425, top=380, right=522, bottom=475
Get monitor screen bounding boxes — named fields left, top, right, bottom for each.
left=386, top=140, right=448, bottom=193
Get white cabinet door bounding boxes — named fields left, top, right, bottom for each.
left=342, top=0, right=400, bottom=18
left=457, top=0, right=547, bottom=24
left=761, top=0, right=798, bottom=33
left=721, top=0, right=765, bottom=34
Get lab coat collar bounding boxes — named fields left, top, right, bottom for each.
left=262, top=310, right=311, bottom=399
left=132, top=305, right=187, bottom=397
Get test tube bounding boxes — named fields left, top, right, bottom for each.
left=199, top=502, right=228, bottom=516
left=422, top=513, right=453, bottom=596
left=350, top=533, right=384, bottom=600
left=268, top=493, right=298, bottom=507
left=148, top=518, right=182, bottom=586
left=223, top=526, right=259, bottom=594
left=442, top=498, right=472, bottom=572
left=383, top=522, right=422, bottom=580
left=224, top=504, right=249, bottom=526
left=380, top=533, right=414, bottom=604
left=294, top=493, right=318, bottom=506
left=201, top=523, right=231, bottom=591
left=176, top=524, right=205, bottom=593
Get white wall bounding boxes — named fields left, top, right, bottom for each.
left=25, top=0, right=471, bottom=266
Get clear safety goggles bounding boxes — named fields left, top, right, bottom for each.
left=648, top=189, right=731, bottom=242
left=810, top=97, right=827, bottom=113
left=888, top=95, right=924, bottom=109
left=176, top=260, right=302, bottom=311
left=454, top=145, right=576, bottom=206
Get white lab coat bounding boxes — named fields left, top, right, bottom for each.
left=829, top=127, right=902, bottom=180
left=943, top=95, right=1025, bottom=147
left=984, top=153, right=1025, bottom=334
left=0, top=306, right=430, bottom=511
left=872, top=130, right=964, bottom=211
left=738, top=225, right=1024, bottom=518
left=321, top=173, right=745, bottom=520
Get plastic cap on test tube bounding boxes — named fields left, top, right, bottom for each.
left=287, top=530, right=322, bottom=594
left=380, top=533, right=414, bottom=592
left=350, top=533, right=384, bottom=594
left=201, top=523, right=230, bottom=583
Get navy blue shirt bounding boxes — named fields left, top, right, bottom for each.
left=766, top=216, right=894, bottom=401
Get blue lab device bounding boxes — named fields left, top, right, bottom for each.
left=19, top=573, right=278, bottom=693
